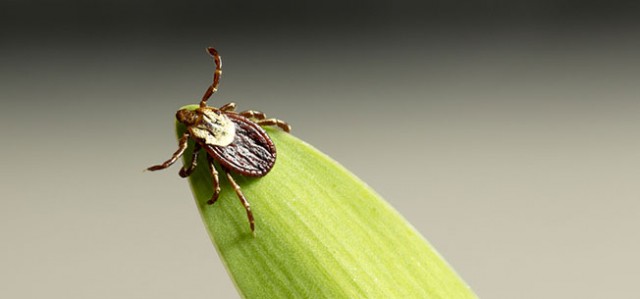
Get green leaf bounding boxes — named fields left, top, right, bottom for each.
left=176, top=104, right=477, bottom=298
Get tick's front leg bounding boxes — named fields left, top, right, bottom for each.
left=179, top=143, right=201, bottom=177
left=147, top=132, right=190, bottom=171
left=200, top=47, right=222, bottom=107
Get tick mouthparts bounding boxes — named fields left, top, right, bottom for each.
left=176, top=108, right=198, bottom=125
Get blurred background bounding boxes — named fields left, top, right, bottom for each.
left=1, top=0, right=639, bottom=298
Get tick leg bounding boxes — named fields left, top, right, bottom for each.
left=147, top=132, right=190, bottom=171
left=224, top=169, right=255, bottom=232
left=200, top=47, right=222, bottom=107
left=206, top=155, right=221, bottom=205
left=219, top=102, right=236, bottom=112
left=179, top=143, right=201, bottom=178
left=257, top=118, right=292, bottom=133
left=239, top=110, right=267, bottom=121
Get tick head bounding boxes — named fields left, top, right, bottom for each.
left=176, top=108, right=198, bottom=126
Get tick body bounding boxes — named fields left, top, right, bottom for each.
left=147, top=47, right=291, bottom=232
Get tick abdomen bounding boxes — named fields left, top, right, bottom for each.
left=206, top=114, right=276, bottom=177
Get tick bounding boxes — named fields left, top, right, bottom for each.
left=147, top=47, right=291, bottom=232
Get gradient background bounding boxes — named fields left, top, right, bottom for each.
left=1, top=1, right=639, bottom=298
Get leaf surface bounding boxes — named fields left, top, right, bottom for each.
left=176, top=105, right=477, bottom=298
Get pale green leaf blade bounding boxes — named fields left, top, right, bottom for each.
left=176, top=105, right=477, bottom=298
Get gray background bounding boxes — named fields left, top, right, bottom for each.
left=1, top=1, right=639, bottom=298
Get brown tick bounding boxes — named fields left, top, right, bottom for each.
left=147, top=47, right=291, bottom=232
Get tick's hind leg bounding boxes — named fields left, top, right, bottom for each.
left=178, top=143, right=201, bottom=177
left=257, top=118, right=291, bottom=133
left=224, top=169, right=255, bottom=232
left=147, top=132, right=190, bottom=171
left=206, top=155, right=221, bottom=205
